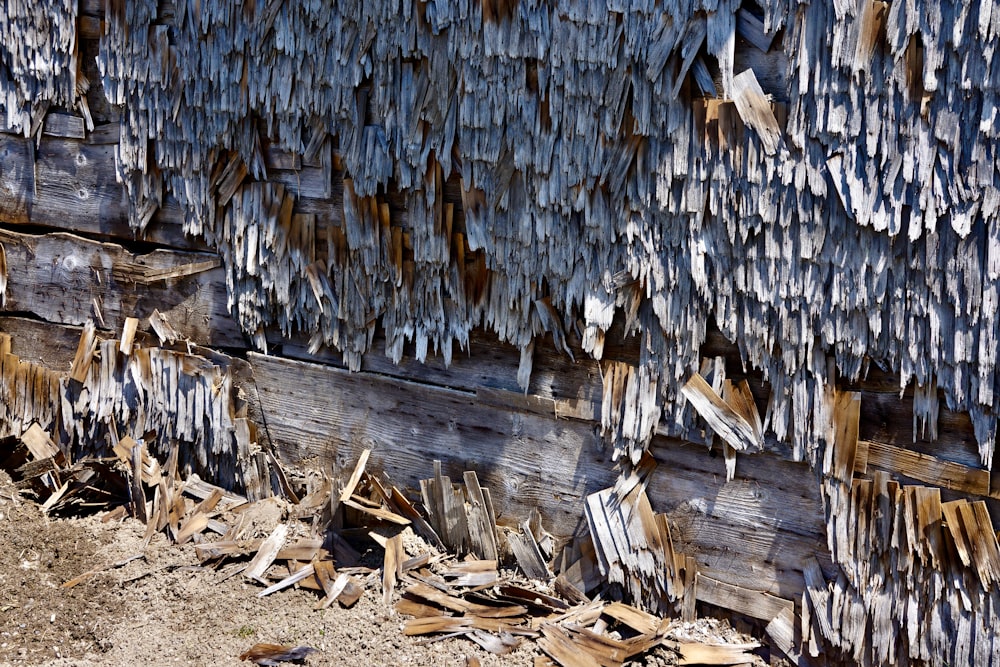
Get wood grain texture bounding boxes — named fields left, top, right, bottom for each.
left=251, top=352, right=829, bottom=605
left=0, top=228, right=242, bottom=348
left=0, top=133, right=198, bottom=249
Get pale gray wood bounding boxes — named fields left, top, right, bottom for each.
left=0, top=228, right=242, bottom=348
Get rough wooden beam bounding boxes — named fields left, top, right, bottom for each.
left=864, top=440, right=991, bottom=497
left=0, top=132, right=198, bottom=249
left=251, top=352, right=827, bottom=604
left=0, top=228, right=242, bottom=347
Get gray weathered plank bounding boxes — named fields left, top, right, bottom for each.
left=0, top=133, right=197, bottom=249
left=0, top=229, right=243, bottom=347
left=251, top=352, right=827, bottom=605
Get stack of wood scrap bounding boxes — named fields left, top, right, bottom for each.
left=0, top=422, right=130, bottom=515
left=1, top=438, right=767, bottom=664
left=399, top=574, right=760, bottom=666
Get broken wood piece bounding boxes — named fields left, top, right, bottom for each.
left=802, top=557, right=837, bottom=645
left=826, top=391, right=861, bottom=483
left=864, top=440, right=989, bottom=496
left=69, top=321, right=97, bottom=383
left=730, top=69, right=783, bottom=155
left=276, top=538, right=324, bottom=562
left=176, top=512, right=210, bottom=544
left=244, top=524, right=289, bottom=584
left=440, top=560, right=499, bottom=588
left=316, top=570, right=351, bottom=610
left=601, top=601, right=660, bottom=636
left=538, top=624, right=602, bottom=667
left=403, top=582, right=526, bottom=618
left=258, top=563, right=316, bottom=597
left=388, top=484, right=444, bottom=549
left=194, top=539, right=260, bottom=561
left=559, top=534, right=602, bottom=596
left=338, top=448, right=371, bottom=503
left=336, top=575, right=365, bottom=607
left=101, top=505, right=127, bottom=523
left=119, top=317, right=139, bottom=354
left=404, top=616, right=474, bottom=636
left=20, top=423, right=60, bottom=461
left=552, top=575, right=589, bottom=605
left=681, top=374, right=761, bottom=453
left=585, top=487, right=684, bottom=615
left=183, top=474, right=247, bottom=506
left=722, top=380, right=763, bottom=445
left=39, top=480, right=71, bottom=513
left=400, top=552, right=432, bottom=573
left=395, top=595, right=447, bottom=619
left=149, top=309, right=181, bottom=345
left=382, top=532, right=403, bottom=605
left=676, top=642, right=760, bottom=665
left=463, top=471, right=499, bottom=561
left=342, top=496, right=410, bottom=525
left=507, top=522, right=551, bottom=581
left=420, top=462, right=477, bottom=556
left=558, top=624, right=659, bottom=664
left=764, top=606, right=801, bottom=665
left=465, top=629, right=522, bottom=655
left=189, top=487, right=224, bottom=516
left=131, top=257, right=221, bottom=285
left=496, top=585, right=569, bottom=613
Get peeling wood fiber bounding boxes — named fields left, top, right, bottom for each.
left=5, top=3, right=1000, bottom=663
left=76, top=0, right=1000, bottom=469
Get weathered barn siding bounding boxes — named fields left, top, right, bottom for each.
left=82, top=0, right=1000, bottom=471
left=2, top=1, right=1000, bottom=664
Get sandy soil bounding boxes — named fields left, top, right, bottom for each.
left=0, top=471, right=764, bottom=667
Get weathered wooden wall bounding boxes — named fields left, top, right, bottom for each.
left=1, top=125, right=998, bottom=660
left=2, top=1, right=1000, bottom=665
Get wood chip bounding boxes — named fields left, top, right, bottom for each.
left=244, top=523, right=289, bottom=584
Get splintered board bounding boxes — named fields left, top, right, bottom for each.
left=0, top=228, right=241, bottom=347
left=0, top=133, right=196, bottom=249
left=251, top=352, right=829, bottom=607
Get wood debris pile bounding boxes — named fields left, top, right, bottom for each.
left=0, top=440, right=765, bottom=666
left=0, top=422, right=129, bottom=516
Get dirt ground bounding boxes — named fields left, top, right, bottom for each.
left=0, top=471, right=765, bottom=667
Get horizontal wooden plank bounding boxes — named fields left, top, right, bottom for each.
left=251, top=351, right=613, bottom=537
left=859, top=390, right=981, bottom=468
left=0, top=132, right=199, bottom=249
left=0, top=229, right=243, bottom=348
left=695, top=574, right=793, bottom=622
left=275, top=328, right=605, bottom=409
left=43, top=113, right=86, bottom=139
left=679, top=512, right=833, bottom=599
left=647, top=440, right=826, bottom=540
left=864, top=440, right=990, bottom=497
